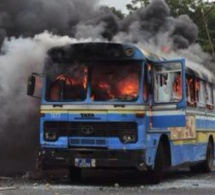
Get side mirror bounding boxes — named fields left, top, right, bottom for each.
left=27, top=75, right=36, bottom=96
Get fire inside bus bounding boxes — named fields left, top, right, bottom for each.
left=27, top=43, right=215, bottom=184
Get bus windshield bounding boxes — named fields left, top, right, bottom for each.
left=45, top=61, right=141, bottom=102
left=91, top=62, right=140, bottom=101
left=46, top=63, right=88, bottom=101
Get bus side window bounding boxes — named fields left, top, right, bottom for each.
left=213, top=87, right=215, bottom=108
left=186, top=76, right=196, bottom=107
left=195, top=79, right=200, bottom=102
left=196, top=80, right=206, bottom=108
left=172, top=73, right=182, bottom=101
left=212, top=86, right=215, bottom=106
left=155, top=73, right=171, bottom=102
left=206, top=83, right=214, bottom=110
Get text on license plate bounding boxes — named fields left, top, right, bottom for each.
left=75, top=158, right=96, bottom=168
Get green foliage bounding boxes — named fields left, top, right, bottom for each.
left=196, top=3, right=215, bottom=56
left=110, top=7, right=125, bottom=19
left=165, top=0, right=204, bottom=17
left=126, top=0, right=149, bottom=13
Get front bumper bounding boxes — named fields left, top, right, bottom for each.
left=38, top=148, right=146, bottom=170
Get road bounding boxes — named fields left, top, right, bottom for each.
left=0, top=168, right=215, bottom=195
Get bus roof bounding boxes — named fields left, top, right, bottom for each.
left=185, top=61, right=215, bottom=84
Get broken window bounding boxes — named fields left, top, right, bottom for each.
left=154, top=72, right=182, bottom=103
left=196, top=80, right=206, bottom=108
left=91, top=62, right=140, bottom=101
left=206, top=83, right=213, bottom=109
left=46, top=64, right=88, bottom=101
left=186, top=76, right=196, bottom=107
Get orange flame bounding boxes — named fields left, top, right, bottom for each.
left=161, top=45, right=171, bottom=53
left=55, top=66, right=88, bottom=89
left=173, top=74, right=182, bottom=100
left=92, top=73, right=138, bottom=100
left=117, top=76, right=138, bottom=98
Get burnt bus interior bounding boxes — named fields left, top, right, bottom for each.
left=44, top=43, right=142, bottom=103
left=148, top=60, right=215, bottom=109
left=153, top=62, right=183, bottom=103
left=29, top=43, right=215, bottom=110
left=185, top=67, right=215, bottom=110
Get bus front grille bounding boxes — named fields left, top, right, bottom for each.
left=69, top=138, right=107, bottom=146
left=43, top=121, right=137, bottom=138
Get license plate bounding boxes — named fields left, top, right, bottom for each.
left=75, top=158, right=96, bottom=168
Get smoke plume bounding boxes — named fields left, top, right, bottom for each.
left=0, top=0, right=213, bottom=175
left=0, top=32, right=75, bottom=174
left=0, top=0, right=99, bottom=44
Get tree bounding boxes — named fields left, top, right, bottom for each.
left=165, top=0, right=204, bottom=17
left=165, top=0, right=215, bottom=57
left=110, top=7, right=125, bottom=19
left=199, top=3, right=215, bottom=58
left=126, top=0, right=149, bottom=13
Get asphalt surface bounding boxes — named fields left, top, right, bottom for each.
left=1, top=168, right=215, bottom=195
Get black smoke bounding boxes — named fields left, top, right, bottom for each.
left=0, top=0, right=198, bottom=50
left=0, top=0, right=98, bottom=45
left=74, top=0, right=198, bottom=50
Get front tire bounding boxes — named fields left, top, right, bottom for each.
left=149, top=142, right=165, bottom=184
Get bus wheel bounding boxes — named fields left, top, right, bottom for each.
left=68, top=167, right=82, bottom=183
left=191, top=141, right=214, bottom=173
left=149, top=142, right=164, bottom=184
left=202, top=141, right=214, bottom=172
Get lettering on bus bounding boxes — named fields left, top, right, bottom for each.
left=169, top=115, right=196, bottom=140
left=80, top=113, right=95, bottom=118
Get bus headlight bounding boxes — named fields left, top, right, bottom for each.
left=44, top=132, right=57, bottom=141
left=121, top=132, right=137, bottom=144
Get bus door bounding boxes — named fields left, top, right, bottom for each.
left=148, top=59, right=186, bottom=129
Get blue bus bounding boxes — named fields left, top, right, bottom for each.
left=27, top=43, right=215, bottom=184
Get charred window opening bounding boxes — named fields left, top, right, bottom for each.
left=46, top=63, right=88, bottom=101
left=206, top=83, right=214, bottom=110
left=213, top=87, right=215, bottom=108
left=154, top=62, right=182, bottom=103
left=186, top=75, right=196, bottom=107
left=187, top=78, right=214, bottom=109
left=197, top=80, right=206, bottom=108
left=91, top=62, right=141, bottom=101
left=172, top=72, right=182, bottom=101
left=45, top=60, right=141, bottom=102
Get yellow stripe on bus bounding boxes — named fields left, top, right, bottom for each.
left=172, top=131, right=215, bottom=145
left=40, top=110, right=145, bottom=114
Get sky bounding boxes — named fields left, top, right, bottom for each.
left=99, top=0, right=215, bottom=14
left=99, top=0, right=131, bottom=13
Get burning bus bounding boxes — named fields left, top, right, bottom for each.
left=27, top=42, right=215, bottom=184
